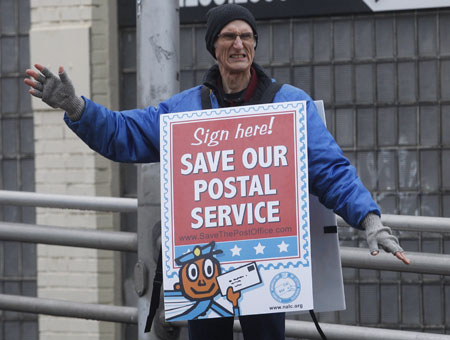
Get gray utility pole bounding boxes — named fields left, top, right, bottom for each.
left=136, top=0, right=180, bottom=339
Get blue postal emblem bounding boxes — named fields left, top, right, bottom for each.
left=270, top=272, right=301, bottom=303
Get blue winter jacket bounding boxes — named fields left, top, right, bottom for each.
left=64, top=82, right=380, bottom=229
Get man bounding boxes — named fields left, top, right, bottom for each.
left=25, top=4, right=409, bottom=340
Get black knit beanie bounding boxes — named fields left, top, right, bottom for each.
left=205, top=4, right=258, bottom=59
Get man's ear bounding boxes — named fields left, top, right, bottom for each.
left=174, top=283, right=180, bottom=290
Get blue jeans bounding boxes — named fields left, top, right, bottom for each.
left=188, top=313, right=285, bottom=340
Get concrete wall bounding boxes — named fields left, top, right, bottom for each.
left=29, top=1, right=121, bottom=339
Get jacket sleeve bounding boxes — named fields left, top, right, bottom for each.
left=274, top=85, right=380, bottom=229
left=64, top=97, right=167, bottom=163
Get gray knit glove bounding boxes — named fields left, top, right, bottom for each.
left=25, top=65, right=85, bottom=121
left=362, top=213, right=403, bottom=255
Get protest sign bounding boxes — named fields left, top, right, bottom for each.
left=160, top=101, right=312, bottom=320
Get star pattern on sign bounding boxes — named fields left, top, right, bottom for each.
left=277, top=241, right=289, bottom=253
left=230, top=244, right=242, bottom=257
left=254, top=242, right=266, bottom=255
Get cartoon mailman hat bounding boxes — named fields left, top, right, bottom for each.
left=175, top=241, right=223, bottom=266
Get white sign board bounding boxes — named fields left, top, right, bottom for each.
left=160, top=102, right=313, bottom=320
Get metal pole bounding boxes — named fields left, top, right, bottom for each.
left=169, top=319, right=450, bottom=340
left=283, top=319, right=450, bottom=340
left=382, top=214, right=450, bottom=233
left=0, top=221, right=137, bottom=252
left=340, top=246, right=450, bottom=275
left=2, top=221, right=450, bottom=275
left=0, top=294, right=138, bottom=324
left=4, top=189, right=449, bottom=233
left=136, top=0, right=179, bottom=339
left=2, top=291, right=450, bottom=340
left=0, top=190, right=138, bottom=213
left=337, top=214, right=450, bottom=233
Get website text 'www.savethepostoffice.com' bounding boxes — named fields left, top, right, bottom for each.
left=177, top=225, right=293, bottom=242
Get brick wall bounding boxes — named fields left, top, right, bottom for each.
left=29, top=1, right=120, bottom=339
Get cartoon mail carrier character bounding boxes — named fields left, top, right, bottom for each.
left=165, top=241, right=241, bottom=320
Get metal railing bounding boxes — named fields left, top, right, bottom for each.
left=1, top=189, right=450, bottom=340
left=0, top=221, right=137, bottom=252
left=1, top=221, right=449, bottom=276
left=0, top=190, right=139, bottom=325
left=3, top=189, right=449, bottom=233
left=0, top=293, right=138, bottom=324
left=0, top=189, right=138, bottom=212
left=169, top=319, right=450, bottom=340
left=337, top=214, right=450, bottom=233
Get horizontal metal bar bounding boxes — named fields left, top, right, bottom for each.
left=1, top=222, right=448, bottom=274
left=340, top=246, right=450, bottom=275
left=382, top=214, right=450, bottom=233
left=283, top=319, right=450, bottom=340
left=0, top=294, right=137, bottom=324
left=0, top=190, right=138, bottom=212
left=337, top=214, right=450, bottom=233
left=3, top=191, right=449, bottom=232
left=169, top=319, right=450, bottom=340
left=3, top=293, right=446, bottom=340
left=0, top=222, right=137, bottom=252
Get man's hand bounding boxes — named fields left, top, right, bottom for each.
left=362, top=213, right=411, bottom=265
left=24, top=64, right=85, bottom=121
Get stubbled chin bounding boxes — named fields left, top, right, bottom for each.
left=227, top=62, right=249, bottom=71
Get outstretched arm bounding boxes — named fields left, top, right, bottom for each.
left=25, top=63, right=163, bottom=163
left=24, top=64, right=85, bottom=121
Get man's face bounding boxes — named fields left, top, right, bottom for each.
left=215, top=20, right=255, bottom=74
